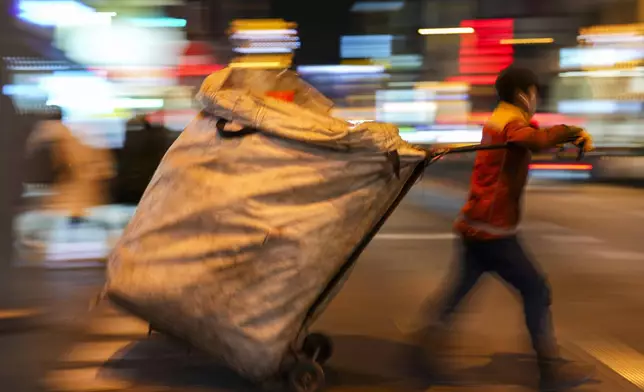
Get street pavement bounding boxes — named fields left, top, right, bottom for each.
left=2, top=176, right=644, bottom=392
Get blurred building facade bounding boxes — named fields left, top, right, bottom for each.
left=341, top=0, right=644, bottom=89
left=311, top=0, right=644, bottom=147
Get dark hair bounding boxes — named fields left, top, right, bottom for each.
left=48, top=105, right=63, bottom=120
left=494, top=66, right=539, bottom=103
left=138, top=115, right=152, bottom=130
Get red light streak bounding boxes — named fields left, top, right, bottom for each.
left=460, top=47, right=514, bottom=56
left=529, top=163, right=592, bottom=171
left=459, top=63, right=513, bottom=74
left=447, top=75, right=498, bottom=85
left=462, top=19, right=514, bottom=29
left=455, top=18, right=514, bottom=85
left=176, top=64, right=225, bottom=76
left=458, top=56, right=514, bottom=65
left=435, top=112, right=588, bottom=126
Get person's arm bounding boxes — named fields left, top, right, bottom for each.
left=506, top=120, right=579, bottom=152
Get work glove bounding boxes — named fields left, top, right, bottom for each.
left=568, top=126, right=594, bottom=152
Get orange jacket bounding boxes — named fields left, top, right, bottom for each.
left=454, top=102, right=577, bottom=240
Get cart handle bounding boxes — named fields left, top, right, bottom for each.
left=558, top=137, right=587, bottom=161
left=425, top=139, right=586, bottom=165
left=440, top=143, right=510, bottom=154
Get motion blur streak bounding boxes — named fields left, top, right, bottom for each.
left=418, top=27, right=475, bottom=35
left=529, top=163, right=593, bottom=171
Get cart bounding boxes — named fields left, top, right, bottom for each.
left=108, top=131, right=585, bottom=392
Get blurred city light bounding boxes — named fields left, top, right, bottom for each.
left=230, top=29, right=298, bottom=38
left=341, top=35, right=393, bottom=58
left=418, top=27, right=474, bottom=35
left=448, top=19, right=514, bottom=85
left=229, top=55, right=292, bottom=69
left=529, top=163, right=593, bottom=171
left=500, top=38, right=554, bottom=45
left=235, top=47, right=294, bottom=54
left=125, top=17, right=187, bottom=28
left=18, top=0, right=114, bottom=26
left=351, top=1, right=404, bottom=13
left=230, top=19, right=299, bottom=67
left=297, top=65, right=385, bottom=74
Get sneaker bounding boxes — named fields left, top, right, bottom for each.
left=539, top=359, right=594, bottom=391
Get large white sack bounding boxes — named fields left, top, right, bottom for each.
left=106, top=67, right=427, bottom=381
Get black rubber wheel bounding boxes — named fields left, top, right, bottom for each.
left=302, top=333, right=333, bottom=364
left=288, top=359, right=325, bottom=392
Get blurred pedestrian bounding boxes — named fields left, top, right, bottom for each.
left=19, top=106, right=113, bottom=261
left=112, top=114, right=171, bottom=206
left=418, top=66, right=594, bottom=391
left=26, top=106, right=112, bottom=219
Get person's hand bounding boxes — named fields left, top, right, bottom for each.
left=569, top=127, right=594, bottom=152
left=426, top=147, right=449, bottom=164
left=575, top=130, right=594, bottom=152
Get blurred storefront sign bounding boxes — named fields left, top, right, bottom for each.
left=447, top=18, right=514, bottom=85
left=341, top=35, right=394, bottom=59
left=229, top=19, right=299, bottom=69
left=87, top=0, right=182, bottom=6
left=351, top=1, right=404, bottom=13
left=4, top=58, right=83, bottom=114
left=343, top=55, right=423, bottom=70
left=560, top=47, right=642, bottom=69
left=549, top=22, right=644, bottom=149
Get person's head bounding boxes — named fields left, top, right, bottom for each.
left=494, top=66, right=539, bottom=117
left=47, top=105, right=63, bottom=121
left=128, top=114, right=151, bottom=131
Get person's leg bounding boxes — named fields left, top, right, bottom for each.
left=485, top=236, right=592, bottom=390
left=433, top=238, right=486, bottom=325
left=483, top=236, right=556, bottom=357
left=414, top=238, right=486, bottom=382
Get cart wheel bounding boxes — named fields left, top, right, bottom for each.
left=302, top=333, right=333, bottom=365
left=288, top=359, right=325, bottom=392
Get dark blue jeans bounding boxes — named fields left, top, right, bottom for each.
left=436, top=236, right=558, bottom=359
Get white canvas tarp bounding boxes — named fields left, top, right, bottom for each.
left=106, top=67, right=427, bottom=381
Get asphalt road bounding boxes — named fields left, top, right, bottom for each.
left=2, top=178, right=644, bottom=392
